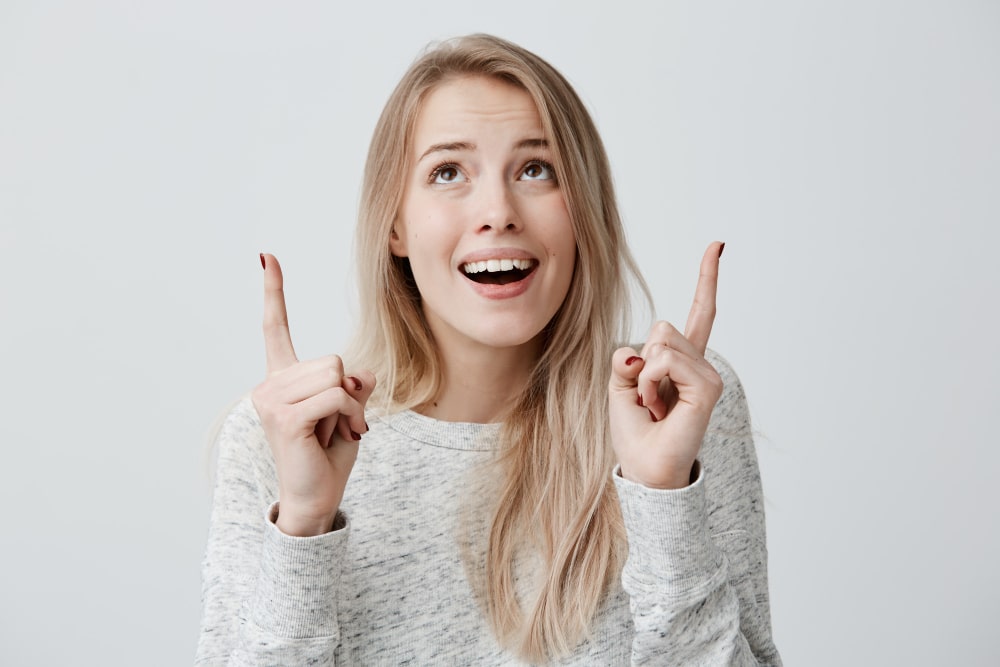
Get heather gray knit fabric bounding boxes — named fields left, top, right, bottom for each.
left=196, top=351, right=781, bottom=665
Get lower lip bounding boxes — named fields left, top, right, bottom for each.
left=463, top=269, right=536, bottom=300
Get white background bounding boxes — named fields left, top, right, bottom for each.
left=2, top=1, right=998, bottom=665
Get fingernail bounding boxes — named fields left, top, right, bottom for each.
left=718, top=242, right=725, bottom=259
left=636, top=394, right=644, bottom=407
left=260, top=253, right=266, bottom=269
left=350, top=430, right=362, bottom=441
left=364, top=421, right=370, bottom=432
left=346, top=376, right=363, bottom=391
left=648, top=409, right=658, bottom=423
left=625, top=356, right=642, bottom=366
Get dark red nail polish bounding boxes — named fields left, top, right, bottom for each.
left=260, top=253, right=266, bottom=269
left=648, top=409, right=658, bottom=423
left=364, top=421, right=370, bottom=432
left=350, top=430, right=362, bottom=441
left=636, top=394, right=644, bottom=407
left=625, top=356, right=642, bottom=366
left=346, top=376, right=363, bottom=391
left=718, top=242, right=725, bottom=259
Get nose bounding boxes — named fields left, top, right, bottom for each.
left=475, top=177, right=521, bottom=233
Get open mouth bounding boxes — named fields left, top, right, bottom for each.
left=461, top=258, right=537, bottom=285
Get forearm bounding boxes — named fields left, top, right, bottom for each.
left=196, top=399, right=346, bottom=666
left=616, top=467, right=776, bottom=665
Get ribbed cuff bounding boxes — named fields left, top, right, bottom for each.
left=249, top=502, right=348, bottom=638
left=612, top=463, right=724, bottom=597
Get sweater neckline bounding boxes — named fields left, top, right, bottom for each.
left=377, top=409, right=501, bottom=452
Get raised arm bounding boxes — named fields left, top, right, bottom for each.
left=196, top=254, right=375, bottom=665
left=607, top=243, right=781, bottom=665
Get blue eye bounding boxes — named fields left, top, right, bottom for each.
left=520, top=160, right=555, bottom=182
left=430, top=164, right=465, bottom=184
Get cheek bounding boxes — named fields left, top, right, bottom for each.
left=401, top=217, right=456, bottom=279
left=544, top=202, right=576, bottom=265
left=409, top=206, right=463, bottom=253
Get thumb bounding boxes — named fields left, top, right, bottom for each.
left=609, top=347, right=644, bottom=394
left=339, top=369, right=376, bottom=441
left=344, top=369, right=377, bottom=407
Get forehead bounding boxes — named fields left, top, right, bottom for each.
left=412, top=76, right=544, bottom=148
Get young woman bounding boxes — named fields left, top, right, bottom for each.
left=197, top=34, right=781, bottom=666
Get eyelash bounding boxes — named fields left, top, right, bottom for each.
left=426, top=158, right=557, bottom=184
left=521, top=159, right=557, bottom=182
left=428, top=163, right=462, bottom=184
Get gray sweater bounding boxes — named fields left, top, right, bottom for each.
left=196, top=352, right=781, bottom=665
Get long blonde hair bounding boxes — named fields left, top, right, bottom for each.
left=348, top=34, right=652, bottom=662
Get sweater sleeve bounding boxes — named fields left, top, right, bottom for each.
left=195, top=397, right=347, bottom=666
left=613, top=351, right=782, bottom=666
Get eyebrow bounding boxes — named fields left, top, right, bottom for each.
left=418, top=138, right=549, bottom=161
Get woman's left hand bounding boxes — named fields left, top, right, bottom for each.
left=608, top=242, right=725, bottom=489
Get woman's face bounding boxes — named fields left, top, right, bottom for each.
left=392, top=76, right=576, bottom=355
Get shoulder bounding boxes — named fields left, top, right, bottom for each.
left=700, top=349, right=759, bottom=487
left=698, top=350, right=766, bottom=530
left=704, top=348, right=746, bottom=395
left=703, top=348, right=752, bottom=432
left=212, top=395, right=268, bottom=454
left=209, top=395, right=277, bottom=495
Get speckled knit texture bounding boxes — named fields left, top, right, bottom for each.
left=196, top=351, right=781, bottom=666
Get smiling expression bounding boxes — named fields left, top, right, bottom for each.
left=391, top=75, right=577, bottom=355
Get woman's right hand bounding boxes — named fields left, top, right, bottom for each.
left=250, top=253, right=375, bottom=537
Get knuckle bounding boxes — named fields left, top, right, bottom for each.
left=322, top=364, right=341, bottom=388
left=271, top=406, right=297, bottom=434
left=328, top=386, right=350, bottom=407
left=653, top=320, right=675, bottom=337
left=656, top=346, right=676, bottom=364
left=704, top=370, right=724, bottom=397
left=262, top=320, right=286, bottom=337
left=251, top=384, right=275, bottom=415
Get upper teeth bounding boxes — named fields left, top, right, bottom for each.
left=462, top=258, right=533, bottom=274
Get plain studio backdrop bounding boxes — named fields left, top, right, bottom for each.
left=2, top=1, right=998, bottom=665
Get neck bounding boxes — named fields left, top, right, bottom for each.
left=416, top=336, right=542, bottom=424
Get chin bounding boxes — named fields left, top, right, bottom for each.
left=464, top=321, right=548, bottom=351
left=472, top=330, right=543, bottom=350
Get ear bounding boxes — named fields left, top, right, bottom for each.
left=388, top=223, right=408, bottom=257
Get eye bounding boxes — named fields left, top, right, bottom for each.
left=429, top=163, right=466, bottom=184
left=519, top=159, right=556, bottom=182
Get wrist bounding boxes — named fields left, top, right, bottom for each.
left=618, top=460, right=697, bottom=490
left=273, top=502, right=338, bottom=537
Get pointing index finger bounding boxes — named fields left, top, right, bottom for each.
left=261, top=253, right=298, bottom=373
left=683, top=242, right=723, bottom=355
